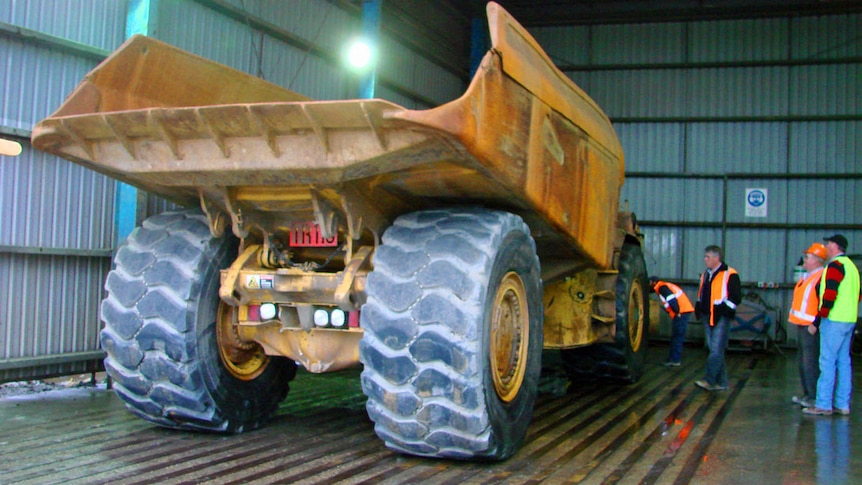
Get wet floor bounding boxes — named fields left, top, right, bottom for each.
left=1, top=344, right=861, bottom=484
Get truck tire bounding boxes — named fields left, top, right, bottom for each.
left=561, top=242, right=649, bottom=383
left=360, top=208, right=543, bottom=460
left=100, top=209, right=296, bottom=433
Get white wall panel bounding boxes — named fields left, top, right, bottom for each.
left=374, top=84, right=419, bottom=109
left=593, top=22, right=685, bottom=64
left=1, top=37, right=98, bottom=131
left=791, top=14, right=862, bottom=59
left=621, top=178, right=686, bottom=223
left=642, top=226, right=685, bottom=278
left=0, top=0, right=125, bottom=50
left=686, top=123, right=788, bottom=173
left=378, top=38, right=415, bottom=95
left=790, top=64, right=860, bottom=116
left=689, top=18, right=788, bottom=62
left=377, top=38, right=462, bottom=107
left=0, top=145, right=114, bottom=250
left=787, top=179, right=861, bottom=225
left=0, top=254, right=108, bottom=350
left=236, top=0, right=355, bottom=53
left=789, top=121, right=861, bottom=174
left=616, top=123, right=685, bottom=172
left=532, top=25, right=590, bottom=66
left=726, top=228, right=787, bottom=282
left=589, top=66, right=794, bottom=118
left=687, top=67, right=789, bottom=117
left=411, top=54, right=464, bottom=107
left=683, top=179, right=725, bottom=222
left=588, top=69, right=688, bottom=118
left=157, top=0, right=258, bottom=76
left=262, top=41, right=352, bottom=100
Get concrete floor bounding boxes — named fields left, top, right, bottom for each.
left=690, top=345, right=861, bottom=485
left=688, top=347, right=859, bottom=484
left=1, top=343, right=861, bottom=484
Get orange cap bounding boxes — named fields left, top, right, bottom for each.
left=804, top=242, right=827, bottom=260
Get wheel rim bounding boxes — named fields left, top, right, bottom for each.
left=627, top=281, right=645, bottom=352
left=490, top=271, right=530, bottom=403
left=216, top=302, right=269, bottom=381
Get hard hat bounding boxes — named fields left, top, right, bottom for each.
left=804, top=242, right=827, bottom=260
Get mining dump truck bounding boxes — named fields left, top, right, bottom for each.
left=31, top=2, right=647, bottom=461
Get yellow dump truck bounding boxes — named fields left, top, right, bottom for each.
left=31, top=2, right=647, bottom=460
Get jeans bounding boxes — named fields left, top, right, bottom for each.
left=796, top=324, right=820, bottom=399
left=703, top=316, right=731, bottom=387
left=815, top=318, right=855, bottom=410
left=667, top=313, right=690, bottom=363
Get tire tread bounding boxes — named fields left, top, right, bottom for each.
left=360, top=208, right=541, bottom=460
left=101, top=209, right=293, bottom=433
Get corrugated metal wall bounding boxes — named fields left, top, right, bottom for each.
left=154, top=0, right=464, bottom=107
left=0, top=0, right=125, bottom=382
left=536, top=12, right=862, bottom=347
left=0, top=0, right=466, bottom=383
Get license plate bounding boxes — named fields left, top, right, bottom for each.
left=289, top=222, right=337, bottom=247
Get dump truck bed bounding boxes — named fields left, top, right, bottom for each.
left=31, top=2, right=624, bottom=270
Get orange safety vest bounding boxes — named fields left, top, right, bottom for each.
left=654, top=281, right=694, bottom=319
left=789, top=268, right=823, bottom=325
left=698, top=266, right=739, bottom=326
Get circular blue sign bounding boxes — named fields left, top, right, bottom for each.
left=747, top=190, right=766, bottom=207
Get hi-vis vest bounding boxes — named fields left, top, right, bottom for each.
left=654, top=281, right=694, bottom=319
left=789, top=268, right=823, bottom=325
left=819, top=255, right=861, bottom=323
left=698, top=266, right=739, bottom=326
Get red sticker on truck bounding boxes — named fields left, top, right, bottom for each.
left=289, top=222, right=337, bottom=247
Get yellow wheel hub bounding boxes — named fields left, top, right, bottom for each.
left=628, top=282, right=645, bottom=352
left=216, top=303, right=269, bottom=381
left=490, top=271, right=530, bottom=403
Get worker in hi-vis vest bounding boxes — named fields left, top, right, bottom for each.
left=694, top=245, right=741, bottom=392
left=788, top=242, right=826, bottom=409
left=803, top=234, right=860, bottom=416
left=650, top=277, right=694, bottom=367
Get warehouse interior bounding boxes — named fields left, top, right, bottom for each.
left=1, top=0, right=861, bottom=482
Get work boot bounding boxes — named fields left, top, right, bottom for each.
left=802, top=407, right=833, bottom=416
left=694, top=380, right=713, bottom=391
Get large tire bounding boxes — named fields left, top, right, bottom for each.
left=360, top=208, right=543, bottom=460
left=561, top=242, right=649, bottom=383
left=100, top=209, right=296, bottom=433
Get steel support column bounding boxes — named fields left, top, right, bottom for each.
left=359, top=0, right=381, bottom=99
left=116, top=0, right=160, bottom=244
